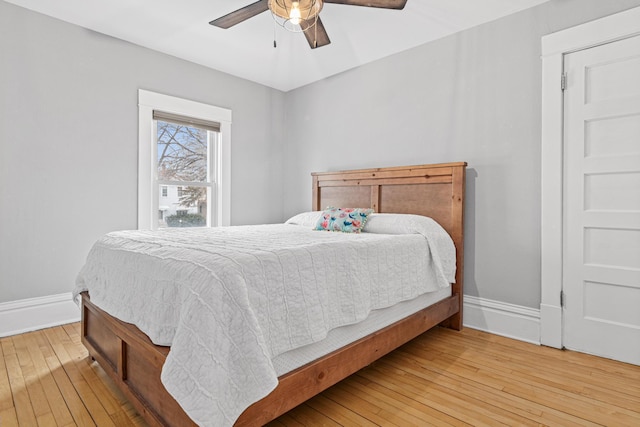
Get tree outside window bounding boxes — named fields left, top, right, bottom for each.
left=156, top=120, right=215, bottom=228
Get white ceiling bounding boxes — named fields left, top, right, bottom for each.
left=6, top=0, right=550, bottom=92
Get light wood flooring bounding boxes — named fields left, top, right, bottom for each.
left=1, top=323, right=639, bottom=426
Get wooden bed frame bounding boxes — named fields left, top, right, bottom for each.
left=80, top=162, right=467, bottom=426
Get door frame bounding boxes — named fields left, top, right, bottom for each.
left=540, top=6, right=640, bottom=348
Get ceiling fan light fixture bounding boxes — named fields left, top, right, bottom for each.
left=268, top=0, right=323, bottom=32
left=289, top=2, right=302, bottom=25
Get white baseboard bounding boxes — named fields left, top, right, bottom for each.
left=539, top=303, right=562, bottom=348
left=0, top=292, right=81, bottom=338
left=464, top=295, right=540, bottom=345
left=0, top=292, right=541, bottom=344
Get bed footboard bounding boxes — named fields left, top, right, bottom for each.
left=81, top=291, right=459, bottom=427
left=81, top=292, right=196, bottom=427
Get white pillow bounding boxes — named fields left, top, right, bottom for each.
left=364, top=213, right=448, bottom=237
left=363, top=213, right=456, bottom=283
left=284, top=211, right=322, bottom=228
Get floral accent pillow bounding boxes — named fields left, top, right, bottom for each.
left=314, top=207, right=374, bottom=233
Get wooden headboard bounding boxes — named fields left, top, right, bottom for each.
left=312, top=162, right=467, bottom=326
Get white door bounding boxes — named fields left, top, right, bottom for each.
left=563, top=35, right=640, bottom=365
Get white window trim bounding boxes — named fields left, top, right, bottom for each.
left=540, top=6, right=640, bottom=348
left=138, top=89, right=232, bottom=229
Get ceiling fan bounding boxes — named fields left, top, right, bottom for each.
left=209, top=0, right=408, bottom=49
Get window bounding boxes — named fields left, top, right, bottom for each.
left=138, top=90, right=232, bottom=230
left=155, top=114, right=216, bottom=228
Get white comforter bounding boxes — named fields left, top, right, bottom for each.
left=74, top=214, right=455, bottom=426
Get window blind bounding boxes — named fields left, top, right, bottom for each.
left=153, top=110, right=221, bottom=133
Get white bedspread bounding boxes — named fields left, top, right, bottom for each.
left=74, top=215, right=455, bottom=426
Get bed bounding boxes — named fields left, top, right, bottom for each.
left=77, top=161, right=466, bottom=426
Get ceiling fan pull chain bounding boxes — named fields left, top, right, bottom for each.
left=314, top=15, right=318, bottom=48
left=273, top=19, right=277, bottom=48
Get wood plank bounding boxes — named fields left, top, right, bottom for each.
left=411, top=333, right=639, bottom=425
left=43, top=326, right=117, bottom=427
left=426, top=329, right=640, bottom=405
left=0, top=337, right=15, bottom=413
left=442, top=163, right=465, bottom=330
left=333, top=380, right=436, bottom=426
left=322, top=383, right=405, bottom=426
left=365, top=360, right=534, bottom=424
left=36, top=411, right=58, bottom=426
left=352, top=365, right=468, bottom=427
left=3, top=338, right=38, bottom=426
left=318, top=175, right=452, bottom=187
left=311, top=162, right=463, bottom=179
left=370, top=185, right=380, bottom=213
left=21, top=331, right=76, bottom=426
left=284, top=403, right=342, bottom=426
left=379, top=182, right=453, bottom=231
left=384, top=351, right=596, bottom=427
left=352, top=373, right=505, bottom=427
left=316, top=186, right=370, bottom=210
left=311, top=176, right=320, bottom=211
left=460, top=327, right=640, bottom=385
left=11, top=333, right=55, bottom=423
left=303, top=394, right=378, bottom=427
left=43, top=352, right=96, bottom=427
left=0, top=406, right=19, bottom=427
left=40, top=328, right=98, bottom=427
left=314, top=167, right=454, bottom=182
left=268, top=412, right=305, bottom=426
left=121, top=400, right=148, bottom=427
left=62, top=323, right=82, bottom=344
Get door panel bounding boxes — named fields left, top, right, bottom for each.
left=563, top=35, right=640, bottom=365
left=583, top=281, right=640, bottom=328
left=585, top=55, right=640, bottom=102
left=585, top=114, right=640, bottom=157
left=584, top=228, right=640, bottom=268
left=585, top=172, right=640, bottom=210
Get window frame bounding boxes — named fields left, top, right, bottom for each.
left=138, top=90, right=231, bottom=229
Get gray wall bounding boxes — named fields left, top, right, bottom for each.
left=3, top=0, right=640, bottom=310
left=0, top=1, right=285, bottom=303
left=282, top=0, right=640, bottom=309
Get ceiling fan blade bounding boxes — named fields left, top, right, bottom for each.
left=209, top=0, right=269, bottom=29
left=324, top=0, right=407, bottom=9
left=302, top=17, right=331, bottom=49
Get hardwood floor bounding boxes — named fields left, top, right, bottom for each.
left=1, top=324, right=639, bottom=426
